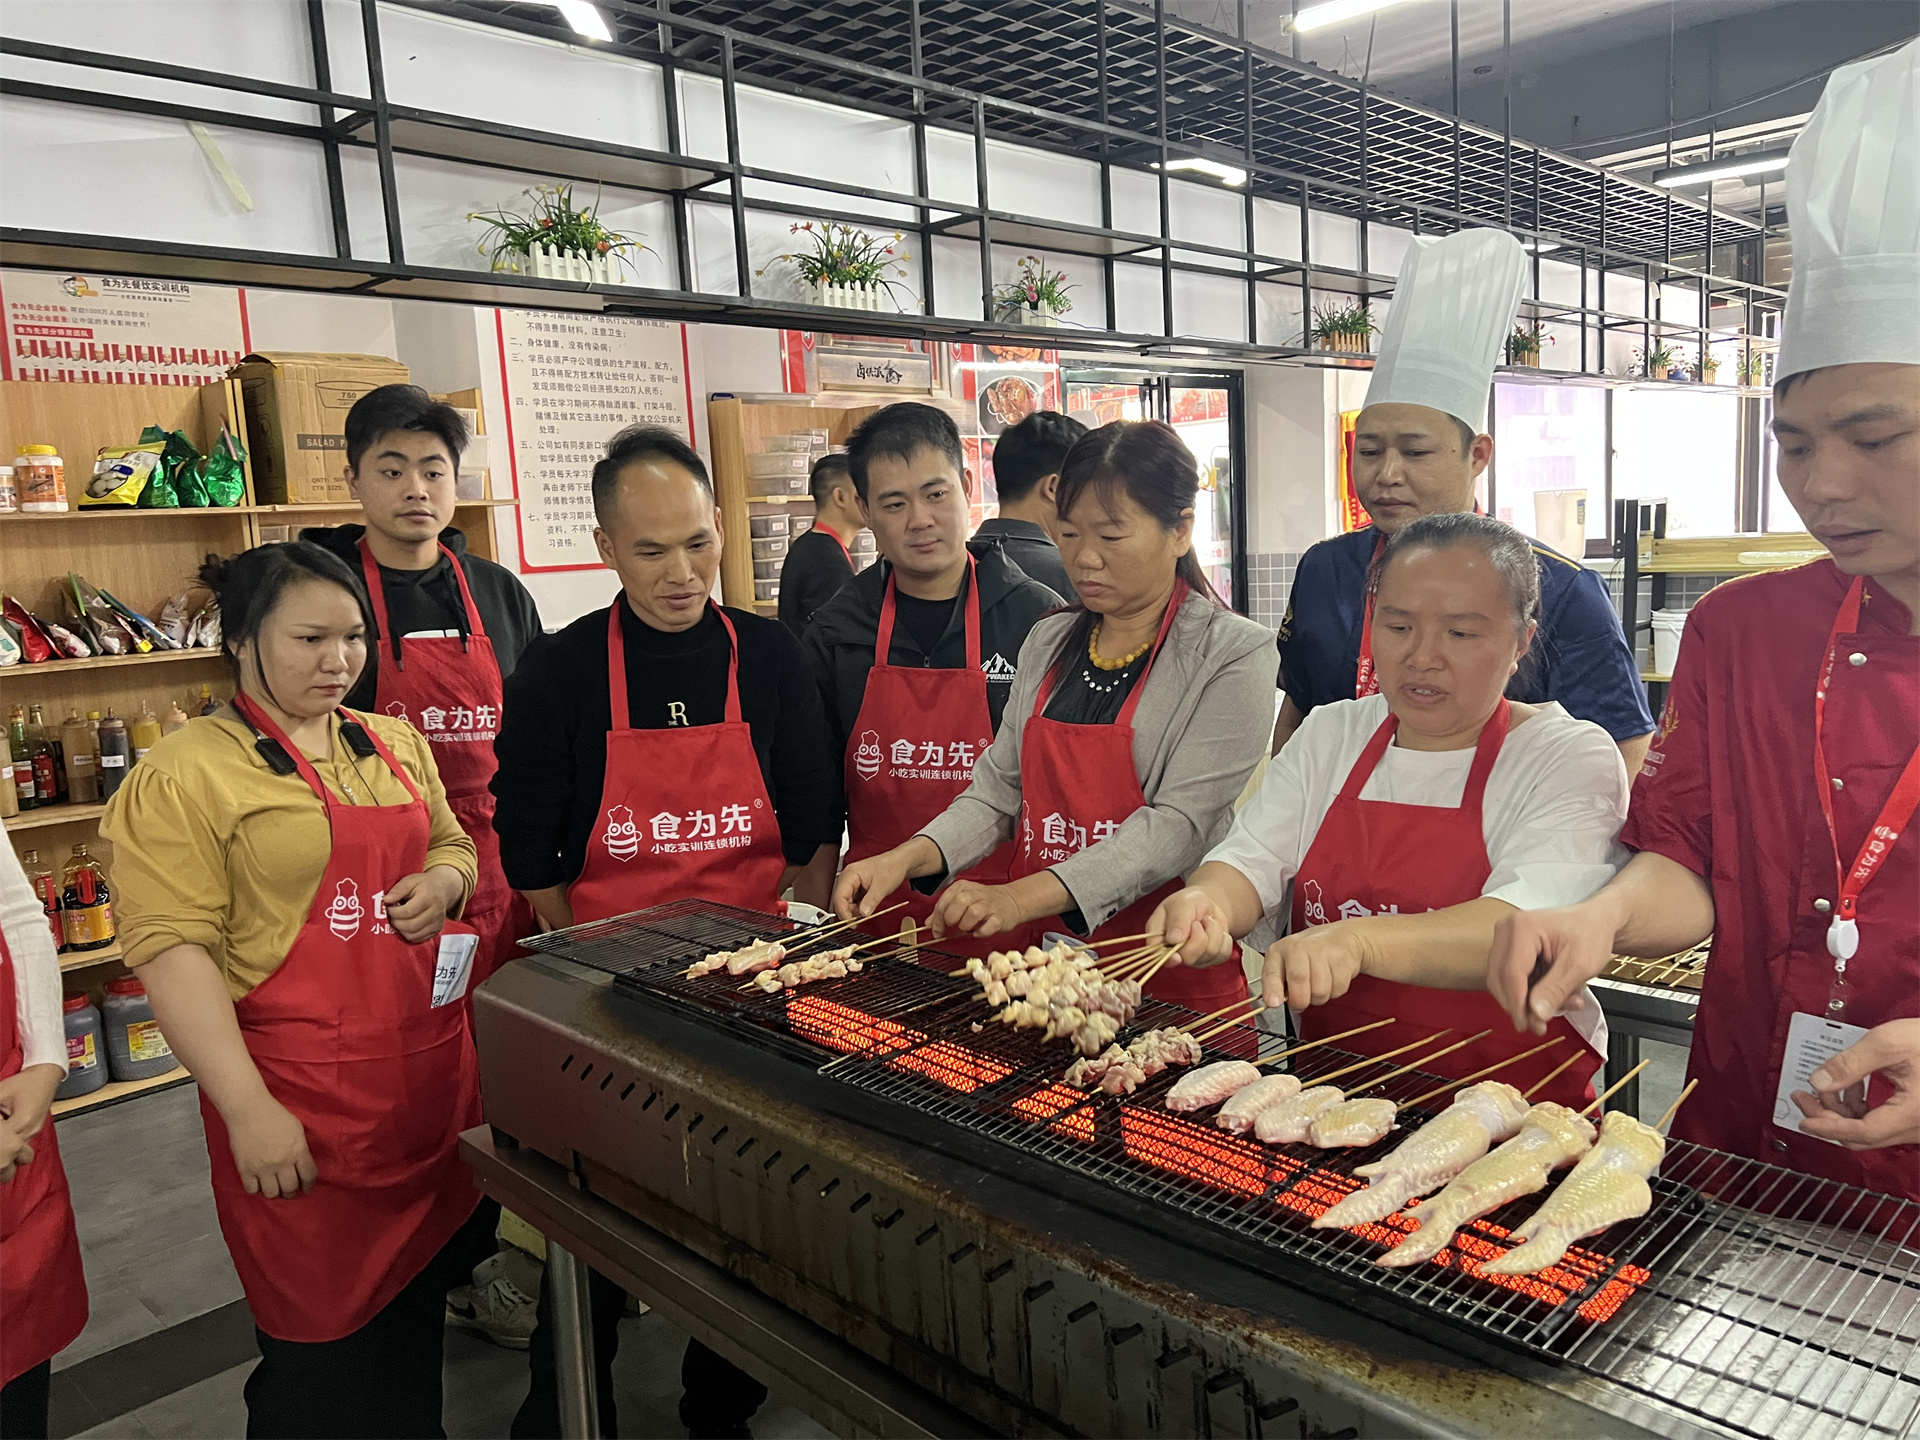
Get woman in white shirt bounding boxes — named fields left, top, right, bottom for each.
left=0, top=843, right=85, bottom=1439
left=1154, top=512, right=1627, bottom=1104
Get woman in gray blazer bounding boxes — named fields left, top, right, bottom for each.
left=833, top=420, right=1275, bottom=1012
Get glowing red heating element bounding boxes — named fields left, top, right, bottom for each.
left=1012, top=1084, right=1097, bottom=1141
left=1117, top=1110, right=1300, bottom=1198
left=785, top=997, right=1014, bottom=1094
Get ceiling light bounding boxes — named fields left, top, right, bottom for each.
left=1153, top=157, right=1249, bottom=187
left=1521, top=237, right=1561, bottom=255
left=1652, top=148, right=1791, bottom=188
left=1292, top=0, right=1425, bottom=34
left=554, top=1, right=612, bottom=42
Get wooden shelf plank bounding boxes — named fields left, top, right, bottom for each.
left=1, top=498, right=518, bottom=523
left=1, top=647, right=223, bottom=678
left=52, top=1068, right=190, bottom=1119
left=5, top=802, right=108, bottom=833
left=60, top=942, right=123, bottom=972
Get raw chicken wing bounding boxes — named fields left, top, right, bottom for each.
left=1310, top=1097, right=1397, bottom=1148
left=1376, top=1103, right=1595, bottom=1268
left=1215, top=1074, right=1303, bottom=1135
left=1312, top=1083, right=1529, bottom=1229
left=1254, top=1086, right=1344, bottom=1144
left=1479, top=1112, right=1665, bottom=1275
left=1164, top=1060, right=1262, bottom=1113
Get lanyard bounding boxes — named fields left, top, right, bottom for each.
left=1354, top=531, right=1388, bottom=697
left=1812, top=576, right=1920, bottom=968
left=813, top=521, right=852, bottom=567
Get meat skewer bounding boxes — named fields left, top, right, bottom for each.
left=1254, top=1030, right=1453, bottom=1144
left=1478, top=1111, right=1668, bottom=1275
left=1210, top=1019, right=1401, bottom=1134
left=738, top=931, right=905, bottom=990
left=1164, top=1059, right=1264, bottom=1113
left=686, top=903, right=909, bottom=980
left=1306, top=1030, right=1496, bottom=1148
left=1064, top=1027, right=1204, bottom=1094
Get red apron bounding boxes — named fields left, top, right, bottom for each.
left=205, top=694, right=481, bottom=1343
left=361, top=540, right=532, bottom=987
left=567, top=602, right=788, bottom=925
left=1290, top=699, right=1600, bottom=1106
left=0, top=927, right=88, bottom=1386
left=1009, top=587, right=1248, bottom=1012
left=844, top=561, right=1009, bottom=961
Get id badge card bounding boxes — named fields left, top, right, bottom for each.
left=432, top=931, right=479, bottom=1008
left=1772, top=1011, right=1870, bottom=1142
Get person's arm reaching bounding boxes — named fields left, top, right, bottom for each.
left=1269, top=694, right=1306, bottom=757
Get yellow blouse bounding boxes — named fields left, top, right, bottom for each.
left=100, top=710, right=477, bottom=1000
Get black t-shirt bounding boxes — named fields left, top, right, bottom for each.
left=890, top=590, right=960, bottom=659
left=1042, top=643, right=1149, bottom=726
left=491, top=600, right=841, bottom=890
left=776, top=526, right=855, bottom=638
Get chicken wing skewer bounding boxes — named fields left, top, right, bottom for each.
left=1253, top=1030, right=1453, bottom=1144
left=1306, top=1030, right=1497, bottom=1148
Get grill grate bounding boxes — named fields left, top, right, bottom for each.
left=523, top=902, right=1920, bottom=1440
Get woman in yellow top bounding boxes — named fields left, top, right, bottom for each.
left=101, top=542, right=484, bottom=1439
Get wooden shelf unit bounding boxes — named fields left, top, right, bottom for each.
left=705, top=397, right=883, bottom=610
left=52, top=1068, right=191, bottom=1120
left=6, top=803, right=110, bottom=833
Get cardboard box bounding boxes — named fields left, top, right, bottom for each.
left=234, top=353, right=410, bottom=504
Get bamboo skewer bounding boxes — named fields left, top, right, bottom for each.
left=1582, top=1059, right=1651, bottom=1115
left=1289, top=1029, right=1453, bottom=1089
left=1084, top=930, right=1156, bottom=949
left=1134, top=950, right=1176, bottom=987
left=1182, top=995, right=1266, bottom=1034
left=736, top=940, right=918, bottom=989
left=1253, top=1016, right=1396, bottom=1068
left=1192, top=1006, right=1271, bottom=1044
left=1523, top=1051, right=1586, bottom=1100
left=1655, top=1078, right=1700, bottom=1133
left=790, top=902, right=908, bottom=951
left=1396, top=1038, right=1566, bottom=1113
left=1350, top=1029, right=1494, bottom=1095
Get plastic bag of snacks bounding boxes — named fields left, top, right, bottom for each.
left=69, top=576, right=153, bottom=655
left=136, top=425, right=201, bottom=508
left=158, top=593, right=193, bottom=647
left=1, top=597, right=53, bottom=663
left=96, top=583, right=177, bottom=652
left=42, top=617, right=91, bottom=659
left=0, top=622, right=19, bottom=667
left=188, top=600, right=222, bottom=650
left=202, top=423, right=247, bottom=507
left=82, top=442, right=163, bottom=509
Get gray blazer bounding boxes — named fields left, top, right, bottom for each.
left=918, top=590, right=1277, bottom=931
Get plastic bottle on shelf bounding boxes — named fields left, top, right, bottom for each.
left=129, top=704, right=163, bottom=763
left=20, top=849, right=62, bottom=951
left=0, top=464, right=16, bottom=513
left=56, top=995, right=107, bottom=1101
left=14, top=445, right=66, bottom=513
left=96, top=710, right=129, bottom=800
left=60, top=711, right=99, bottom=804
left=160, top=700, right=190, bottom=736
left=197, top=683, right=219, bottom=717
left=102, top=976, right=179, bottom=1083
left=7, top=706, right=36, bottom=810
left=24, top=704, right=59, bottom=807
left=59, top=845, right=114, bottom=952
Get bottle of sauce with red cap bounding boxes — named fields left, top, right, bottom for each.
left=60, top=844, right=115, bottom=952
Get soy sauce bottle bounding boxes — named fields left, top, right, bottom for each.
left=60, top=844, right=115, bottom=952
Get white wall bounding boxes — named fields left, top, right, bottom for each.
left=247, top=289, right=398, bottom=357
left=1243, top=366, right=1352, bottom=554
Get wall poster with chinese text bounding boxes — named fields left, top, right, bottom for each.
left=495, top=310, right=694, bottom=573
left=0, top=269, right=247, bottom=385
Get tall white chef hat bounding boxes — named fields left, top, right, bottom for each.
left=1363, top=228, right=1527, bottom=434
left=1776, top=39, right=1920, bottom=383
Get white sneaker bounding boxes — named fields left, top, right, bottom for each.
left=446, top=1249, right=540, bottom=1349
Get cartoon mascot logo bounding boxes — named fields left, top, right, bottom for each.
left=326, top=878, right=364, bottom=940
left=1301, top=878, right=1327, bottom=927
left=385, top=700, right=411, bottom=726
left=854, top=729, right=882, bottom=781
left=603, top=805, right=640, bottom=862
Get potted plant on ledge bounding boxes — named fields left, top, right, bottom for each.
left=994, top=256, right=1075, bottom=327
left=766, top=222, right=915, bottom=312
left=1506, top=322, right=1550, bottom=367
left=1310, top=301, right=1375, bottom=355
left=469, top=184, right=651, bottom=284
left=1635, top=343, right=1682, bottom=381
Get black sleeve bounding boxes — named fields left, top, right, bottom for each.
left=785, top=535, right=854, bottom=636
left=800, top=619, right=849, bottom=761
left=766, top=624, right=844, bottom=863
left=490, top=632, right=579, bottom=890
left=498, top=571, right=546, bottom=682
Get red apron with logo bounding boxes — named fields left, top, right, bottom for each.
left=844, top=561, right=1010, bottom=962
left=0, top=927, right=88, bottom=1386
left=360, top=540, right=532, bottom=986
left=1009, top=588, right=1248, bottom=1012
left=204, top=695, right=482, bottom=1343
left=568, top=603, right=788, bottom=925
left=1290, top=699, right=1600, bottom=1106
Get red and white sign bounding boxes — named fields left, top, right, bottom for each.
left=0, top=268, right=248, bottom=385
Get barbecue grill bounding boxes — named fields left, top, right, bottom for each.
left=472, top=901, right=1920, bottom=1440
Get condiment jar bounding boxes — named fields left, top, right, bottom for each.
left=0, top=464, right=16, bottom=513
left=57, top=995, right=107, bottom=1101
left=15, top=445, right=66, bottom=512
left=103, top=976, right=179, bottom=1082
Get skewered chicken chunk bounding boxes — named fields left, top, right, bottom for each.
left=1376, top=1103, right=1596, bottom=1269
left=1311, top=1083, right=1530, bottom=1230
left=1479, top=1112, right=1665, bottom=1275
left=749, top=948, right=865, bottom=993
left=1165, top=1060, right=1263, bottom=1113
left=1215, top=1074, right=1304, bottom=1135
left=1065, top=1028, right=1203, bottom=1093
left=1310, top=1097, right=1398, bottom=1148
left=686, top=938, right=788, bottom=978
left=1254, top=1085, right=1345, bottom=1143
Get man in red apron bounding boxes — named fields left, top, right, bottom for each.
left=310, top=384, right=544, bottom=985
left=1490, top=41, right=1920, bottom=1198
left=802, top=403, right=1062, bottom=957
left=0, top=922, right=88, bottom=1437
left=494, top=425, right=840, bottom=1437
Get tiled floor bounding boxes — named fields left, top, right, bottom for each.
left=51, top=1085, right=831, bottom=1439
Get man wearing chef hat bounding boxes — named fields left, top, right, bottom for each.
left=1490, top=39, right=1919, bottom=1200
left=1273, top=230, right=1654, bottom=771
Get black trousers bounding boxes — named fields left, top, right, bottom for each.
left=242, top=1199, right=497, bottom=1440
left=512, top=1265, right=766, bottom=1438
left=0, top=1360, right=51, bottom=1440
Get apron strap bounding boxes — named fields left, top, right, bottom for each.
left=232, top=692, right=424, bottom=814
left=1115, top=582, right=1187, bottom=729
left=609, top=600, right=744, bottom=729
left=874, top=555, right=981, bottom=672
left=1336, top=695, right=1512, bottom=808
left=359, top=539, right=486, bottom=669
